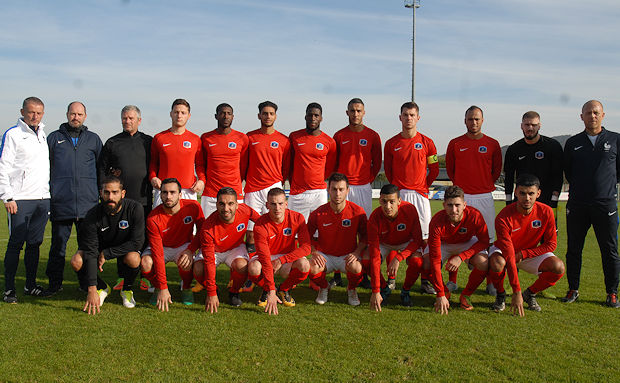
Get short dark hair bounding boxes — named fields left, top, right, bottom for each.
left=347, top=98, right=364, bottom=108
left=100, top=175, right=124, bottom=190
left=380, top=184, right=399, bottom=197
left=516, top=173, right=540, bottom=189
left=267, top=187, right=286, bottom=198
left=444, top=185, right=464, bottom=200
left=258, top=101, right=278, bottom=113
left=306, top=102, right=322, bottom=114
left=161, top=178, right=182, bottom=192
left=522, top=111, right=540, bottom=121
left=22, top=97, right=44, bottom=109
left=216, top=103, right=233, bottom=114
left=328, top=172, right=349, bottom=188
left=67, top=101, right=86, bottom=113
left=217, top=187, right=238, bottom=200
left=172, top=99, right=190, bottom=112
left=465, top=105, right=483, bottom=118
left=400, top=101, right=419, bottom=114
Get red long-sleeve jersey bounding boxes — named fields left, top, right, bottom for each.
left=384, top=132, right=439, bottom=197
left=146, top=199, right=205, bottom=290
left=288, top=129, right=337, bottom=195
left=445, top=134, right=502, bottom=194
left=148, top=129, right=205, bottom=189
left=244, top=129, right=290, bottom=193
left=367, top=201, right=424, bottom=293
left=333, top=126, right=382, bottom=186
left=494, top=202, right=557, bottom=292
left=198, top=203, right=260, bottom=296
left=253, top=209, right=311, bottom=291
left=307, top=201, right=367, bottom=257
left=201, top=129, right=249, bottom=199
left=428, top=206, right=489, bottom=297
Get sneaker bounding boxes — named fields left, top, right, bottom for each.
left=446, top=281, right=458, bottom=292
left=315, top=287, right=329, bottom=305
left=400, top=289, right=412, bottom=307
left=606, top=293, right=620, bottom=308
left=120, top=290, right=136, bottom=308
left=380, top=285, right=392, bottom=302
left=181, top=289, right=194, bottom=305
left=191, top=283, right=205, bottom=293
left=486, top=283, right=497, bottom=296
left=277, top=288, right=296, bottom=307
left=240, top=279, right=255, bottom=293
left=113, top=278, right=124, bottom=290
left=309, top=279, right=321, bottom=291
left=257, top=290, right=268, bottom=307
left=459, top=294, right=474, bottom=311
left=420, top=279, right=436, bottom=295
left=492, top=292, right=506, bottom=312
left=347, top=289, right=360, bottom=306
left=561, top=289, right=579, bottom=303
left=329, top=273, right=343, bottom=288
left=229, top=292, right=243, bottom=307
left=24, top=284, right=53, bottom=297
left=387, top=278, right=396, bottom=291
left=523, top=289, right=541, bottom=311
left=358, top=274, right=371, bottom=290
left=3, top=290, right=17, bottom=304
left=97, top=283, right=111, bottom=306
left=139, top=278, right=151, bottom=291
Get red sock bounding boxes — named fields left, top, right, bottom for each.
left=380, top=273, right=387, bottom=289
left=462, top=268, right=487, bottom=296
left=529, top=271, right=564, bottom=294
left=402, top=256, right=423, bottom=290
left=449, top=270, right=458, bottom=284
left=178, top=266, right=194, bottom=290
left=229, top=269, right=247, bottom=293
left=280, top=268, right=309, bottom=291
left=361, top=258, right=371, bottom=274
left=488, top=270, right=506, bottom=294
left=347, top=271, right=363, bottom=290
left=421, top=268, right=431, bottom=281
left=386, top=251, right=398, bottom=279
left=309, top=270, right=329, bottom=289
left=141, top=268, right=156, bottom=286
left=248, top=273, right=266, bottom=290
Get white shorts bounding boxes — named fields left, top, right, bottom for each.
left=250, top=253, right=293, bottom=277
left=489, top=246, right=555, bottom=275
left=400, top=189, right=431, bottom=239
left=288, top=189, right=328, bottom=222
left=379, top=242, right=412, bottom=262
left=194, top=243, right=248, bottom=267
left=152, top=188, right=197, bottom=208
left=142, top=242, right=197, bottom=264
left=244, top=181, right=282, bottom=230
left=201, top=195, right=244, bottom=220
left=347, top=183, right=372, bottom=218
left=464, top=192, right=495, bottom=242
left=315, top=251, right=347, bottom=273
left=440, top=237, right=488, bottom=269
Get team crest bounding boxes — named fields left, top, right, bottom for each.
left=396, top=223, right=406, bottom=231
left=604, top=142, right=611, bottom=152
left=342, top=219, right=352, bottom=227
left=535, top=151, right=544, bottom=159
left=458, top=227, right=467, bottom=234
left=118, top=220, right=129, bottom=229
left=414, top=143, right=423, bottom=150
left=270, top=141, right=279, bottom=148
left=478, top=146, right=488, bottom=153
left=359, top=139, right=368, bottom=146
left=283, top=227, right=292, bottom=236
left=183, top=216, right=193, bottom=224
left=236, top=223, right=246, bottom=232
left=183, top=141, right=191, bottom=148
left=316, top=143, right=324, bottom=150
left=531, top=220, right=542, bottom=228
left=228, top=142, right=237, bottom=149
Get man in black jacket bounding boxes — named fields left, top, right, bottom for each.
left=73, top=176, right=144, bottom=315
left=563, top=100, right=620, bottom=308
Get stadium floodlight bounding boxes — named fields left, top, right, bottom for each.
left=404, top=0, right=421, bottom=102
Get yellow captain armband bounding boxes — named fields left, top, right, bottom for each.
left=427, top=154, right=438, bottom=164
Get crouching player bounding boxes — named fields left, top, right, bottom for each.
left=141, top=178, right=205, bottom=311
left=248, top=188, right=311, bottom=314
left=76, top=176, right=144, bottom=314
left=489, top=174, right=564, bottom=316
left=195, top=187, right=260, bottom=313
left=307, top=173, right=367, bottom=306
left=429, top=186, right=490, bottom=315
left=367, top=184, right=424, bottom=310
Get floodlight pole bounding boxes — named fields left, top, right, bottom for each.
left=404, top=0, right=420, bottom=102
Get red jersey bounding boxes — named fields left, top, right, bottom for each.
left=198, top=203, right=260, bottom=296
left=307, top=201, right=367, bottom=257
left=253, top=209, right=311, bottom=291
left=201, top=129, right=249, bottom=199
left=384, top=132, right=439, bottom=197
left=245, top=129, right=291, bottom=193
left=148, top=129, right=205, bottom=189
left=367, top=201, right=424, bottom=293
left=428, top=206, right=489, bottom=297
left=495, top=202, right=557, bottom=292
left=288, top=129, right=337, bottom=195
left=445, top=134, right=502, bottom=194
left=333, top=126, right=382, bottom=185
left=146, top=199, right=205, bottom=290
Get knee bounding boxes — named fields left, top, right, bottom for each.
left=248, top=260, right=261, bottom=276
left=296, top=257, right=310, bottom=273
left=70, top=251, right=84, bottom=271
left=193, top=261, right=204, bottom=277
left=489, top=254, right=505, bottom=272
left=141, top=256, right=153, bottom=273
left=124, top=252, right=141, bottom=268
left=346, top=261, right=362, bottom=274
left=309, top=263, right=323, bottom=275
left=551, top=258, right=565, bottom=274
left=472, top=254, right=489, bottom=271
left=232, top=258, right=248, bottom=273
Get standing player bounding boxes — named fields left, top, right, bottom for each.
left=149, top=99, right=205, bottom=207
left=430, top=186, right=490, bottom=315
left=307, top=173, right=367, bottom=306
left=248, top=188, right=311, bottom=314
left=288, top=103, right=337, bottom=221
left=488, top=174, right=564, bottom=315
left=504, top=111, right=563, bottom=208
left=367, top=184, right=424, bottom=310
left=73, top=176, right=144, bottom=314
left=141, top=178, right=205, bottom=311
left=200, top=103, right=248, bottom=218
left=194, top=187, right=260, bottom=312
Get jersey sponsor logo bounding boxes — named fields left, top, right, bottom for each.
left=608, top=210, right=617, bottom=216
left=283, top=227, right=292, bottom=236
left=316, top=143, right=324, bottom=150
left=414, top=143, right=423, bottom=150
left=209, top=143, right=217, bottom=147
left=518, top=155, right=526, bottom=160
left=183, top=141, right=192, bottom=148
left=341, top=140, right=350, bottom=144
left=220, top=235, right=229, bottom=241
left=269, top=234, right=276, bottom=239
left=604, top=142, right=611, bottom=152
left=322, top=222, right=332, bottom=227
left=162, top=143, right=171, bottom=147
left=252, top=141, right=260, bottom=145
left=396, top=223, right=406, bottom=231
left=478, top=146, right=487, bottom=153
left=535, top=151, right=544, bottom=159
left=458, top=227, right=467, bottom=234
left=228, top=142, right=237, bottom=149
left=57, top=140, right=66, bottom=144
left=381, top=230, right=389, bottom=235
left=236, top=223, right=246, bottom=232
left=359, top=139, right=368, bottom=146
left=183, top=216, right=193, bottom=224
left=531, top=220, right=542, bottom=228
left=574, top=146, right=583, bottom=151
left=270, top=141, right=279, bottom=148
left=512, top=227, right=520, bottom=232
left=459, top=148, right=468, bottom=151
left=118, top=220, right=129, bottom=229
left=101, top=226, right=110, bottom=232
left=297, top=142, right=306, bottom=146
left=394, top=147, right=402, bottom=151
left=342, top=219, right=351, bottom=227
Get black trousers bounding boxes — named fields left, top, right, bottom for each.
left=46, top=219, right=81, bottom=289
left=566, top=202, right=620, bottom=294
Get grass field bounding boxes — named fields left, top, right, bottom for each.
left=0, top=201, right=618, bottom=382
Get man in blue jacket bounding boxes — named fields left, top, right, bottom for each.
left=45, top=101, right=102, bottom=294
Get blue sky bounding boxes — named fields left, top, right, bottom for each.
left=2, top=0, right=619, bottom=152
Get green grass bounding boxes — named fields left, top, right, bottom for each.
left=0, top=201, right=618, bottom=382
